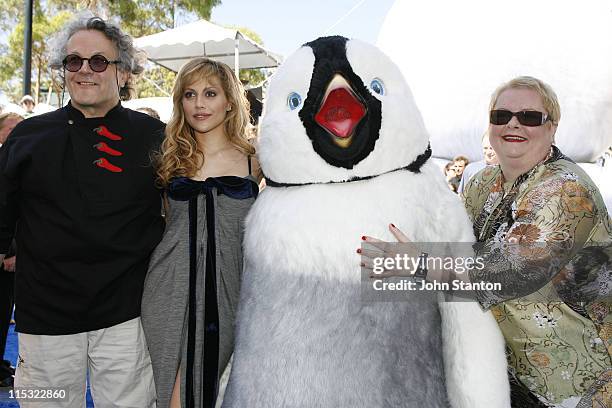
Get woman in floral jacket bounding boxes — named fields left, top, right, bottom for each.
left=460, top=76, right=611, bottom=407
left=365, top=76, right=611, bottom=407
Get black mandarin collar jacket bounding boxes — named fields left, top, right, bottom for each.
left=0, top=102, right=165, bottom=334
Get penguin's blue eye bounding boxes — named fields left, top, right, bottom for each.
left=370, top=78, right=385, bottom=96
left=287, top=92, right=302, bottom=110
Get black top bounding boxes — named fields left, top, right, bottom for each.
left=0, top=102, right=165, bottom=335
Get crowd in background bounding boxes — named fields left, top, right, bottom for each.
left=0, top=94, right=161, bottom=123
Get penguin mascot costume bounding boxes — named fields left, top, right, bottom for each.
left=223, top=36, right=510, bottom=407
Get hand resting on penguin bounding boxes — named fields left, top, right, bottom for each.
left=359, top=223, right=471, bottom=285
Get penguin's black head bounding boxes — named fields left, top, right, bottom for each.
left=298, top=36, right=382, bottom=169
left=257, top=37, right=431, bottom=185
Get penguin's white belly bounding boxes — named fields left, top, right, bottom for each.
left=223, top=166, right=509, bottom=407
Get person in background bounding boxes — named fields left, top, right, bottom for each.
left=0, top=112, right=22, bottom=388
left=597, top=145, right=611, bottom=167
left=19, top=95, right=36, bottom=117
left=0, top=113, right=23, bottom=146
left=0, top=16, right=165, bottom=407
left=141, top=57, right=262, bottom=408
left=137, top=106, right=161, bottom=120
left=444, top=161, right=460, bottom=193
left=458, top=131, right=499, bottom=193
left=451, top=155, right=469, bottom=179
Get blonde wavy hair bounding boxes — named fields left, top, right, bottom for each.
left=156, top=57, right=254, bottom=186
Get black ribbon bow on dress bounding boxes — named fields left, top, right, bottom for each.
left=168, top=176, right=259, bottom=202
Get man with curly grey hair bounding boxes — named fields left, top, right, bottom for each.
left=0, top=15, right=164, bottom=407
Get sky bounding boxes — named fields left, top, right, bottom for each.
left=211, top=0, right=395, bottom=58
left=0, top=0, right=394, bottom=103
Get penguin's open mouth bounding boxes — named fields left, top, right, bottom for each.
left=298, top=36, right=381, bottom=169
left=314, top=74, right=366, bottom=148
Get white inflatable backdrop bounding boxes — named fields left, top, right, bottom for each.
left=377, top=0, right=612, bottom=212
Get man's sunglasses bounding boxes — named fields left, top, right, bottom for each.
left=62, top=54, right=120, bottom=73
left=489, top=109, right=550, bottom=127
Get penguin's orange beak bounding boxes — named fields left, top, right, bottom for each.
left=314, top=74, right=366, bottom=148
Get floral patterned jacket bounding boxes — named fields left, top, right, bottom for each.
left=462, top=146, right=611, bottom=407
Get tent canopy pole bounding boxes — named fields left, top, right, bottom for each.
left=234, top=37, right=239, bottom=77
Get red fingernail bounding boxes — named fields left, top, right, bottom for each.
left=356, top=248, right=362, bottom=254
left=390, top=223, right=396, bottom=228
left=361, top=236, right=367, bottom=241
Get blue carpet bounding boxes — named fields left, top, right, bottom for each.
left=0, top=322, right=94, bottom=407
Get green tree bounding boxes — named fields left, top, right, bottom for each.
left=0, top=2, right=72, bottom=102
left=0, top=0, right=221, bottom=103
left=136, top=65, right=177, bottom=98
left=51, top=0, right=222, bottom=36
left=0, top=0, right=22, bottom=32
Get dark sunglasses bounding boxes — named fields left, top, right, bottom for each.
left=62, top=54, right=120, bottom=73
left=490, top=109, right=550, bottom=127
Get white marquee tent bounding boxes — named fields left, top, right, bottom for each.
left=135, top=19, right=282, bottom=75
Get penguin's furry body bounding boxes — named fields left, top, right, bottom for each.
left=223, top=37, right=510, bottom=408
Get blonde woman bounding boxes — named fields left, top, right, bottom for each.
left=141, top=58, right=262, bottom=408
